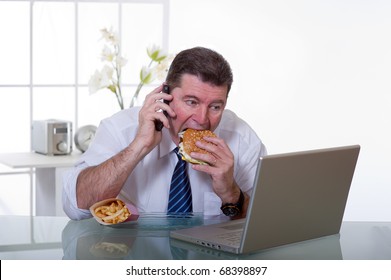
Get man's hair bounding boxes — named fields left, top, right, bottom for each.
left=165, top=47, right=233, bottom=95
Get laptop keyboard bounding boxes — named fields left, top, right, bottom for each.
left=216, top=230, right=242, bottom=244
left=220, top=222, right=245, bottom=231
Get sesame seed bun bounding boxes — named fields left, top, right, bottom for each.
left=178, top=129, right=217, bottom=165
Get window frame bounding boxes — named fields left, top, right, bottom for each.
left=0, top=0, right=170, bottom=215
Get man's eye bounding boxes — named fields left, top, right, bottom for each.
left=210, top=104, right=222, bottom=111
left=185, top=100, right=198, bottom=106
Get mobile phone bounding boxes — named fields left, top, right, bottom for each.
left=154, top=84, right=170, bottom=131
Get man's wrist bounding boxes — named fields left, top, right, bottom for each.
left=128, top=137, right=152, bottom=161
left=220, top=188, right=244, bottom=217
left=219, top=181, right=241, bottom=203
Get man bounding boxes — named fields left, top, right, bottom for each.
left=63, top=47, right=267, bottom=220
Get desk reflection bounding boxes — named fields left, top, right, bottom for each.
left=1, top=216, right=389, bottom=260
left=61, top=214, right=343, bottom=260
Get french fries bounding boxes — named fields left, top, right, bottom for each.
left=90, top=242, right=129, bottom=256
left=94, top=199, right=131, bottom=224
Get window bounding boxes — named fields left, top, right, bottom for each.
left=0, top=0, right=169, bottom=215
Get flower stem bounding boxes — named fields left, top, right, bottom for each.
left=129, top=82, right=144, bottom=108
left=113, top=45, right=124, bottom=110
left=117, top=87, right=124, bottom=110
left=129, top=59, right=154, bottom=108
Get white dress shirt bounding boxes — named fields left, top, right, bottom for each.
left=62, top=107, right=267, bottom=220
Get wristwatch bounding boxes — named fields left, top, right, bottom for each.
left=220, top=189, right=244, bottom=217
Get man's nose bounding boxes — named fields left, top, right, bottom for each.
left=193, top=106, right=209, bottom=127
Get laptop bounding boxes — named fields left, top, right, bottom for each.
left=170, top=145, right=360, bottom=254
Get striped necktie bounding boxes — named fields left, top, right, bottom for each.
left=168, top=147, right=193, bottom=213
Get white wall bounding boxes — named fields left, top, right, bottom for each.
left=169, top=0, right=391, bottom=221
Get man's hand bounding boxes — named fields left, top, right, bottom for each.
left=135, top=85, right=175, bottom=153
left=190, top=136, right=240, bottom=205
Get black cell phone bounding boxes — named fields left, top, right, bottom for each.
left=154, top=85, right=170, bottom=131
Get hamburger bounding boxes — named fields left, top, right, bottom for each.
left=178, top=128, right=217, bottom=165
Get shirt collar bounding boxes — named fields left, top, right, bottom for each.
left=158, top=128, right=177, bottom=159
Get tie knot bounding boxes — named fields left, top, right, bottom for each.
left=173, top=147, right=181, bottom=160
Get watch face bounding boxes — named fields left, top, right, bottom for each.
left=221, top=190, right=244, bottom=217
left=75, top=125, right=97, bottom=152
left=222, top=206, right=240, bottom=217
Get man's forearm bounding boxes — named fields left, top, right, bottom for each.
left=237, top=192, right=250, bottom=219
left=76, top=141, right=147, bottom=209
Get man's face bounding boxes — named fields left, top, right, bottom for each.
left=168, top=74, right=228, bottom=145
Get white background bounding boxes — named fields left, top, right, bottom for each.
left=168, top=0, right=391, bottom=221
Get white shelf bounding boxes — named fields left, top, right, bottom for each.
left=0, top=151, right=82, bottom=216
left=0, top=152, right=81, bottom=169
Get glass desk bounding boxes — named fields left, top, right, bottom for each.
left=0, top=215, right=390, bottom=260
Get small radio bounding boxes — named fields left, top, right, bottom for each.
left=32, top=119, right=73, bottom=155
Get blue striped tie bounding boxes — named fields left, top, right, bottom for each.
left=168, top=147, right=193, bottom=213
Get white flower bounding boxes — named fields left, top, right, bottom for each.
left=88, top=65, right=113, bottom=94
left=116, top=55, right=128, bottom=68
left=100, top=45, right=115, bottom=62
left=140, top=66, right=156, bottom=84
left=100, top=27, right=119, bottom=45
left=90, top=27, right=174, bottom=110
left=147, top=44, right=167, bottom=62
left=140, top=66, right=155, bottom=84
left=154, top=54, right=175, bottom=81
